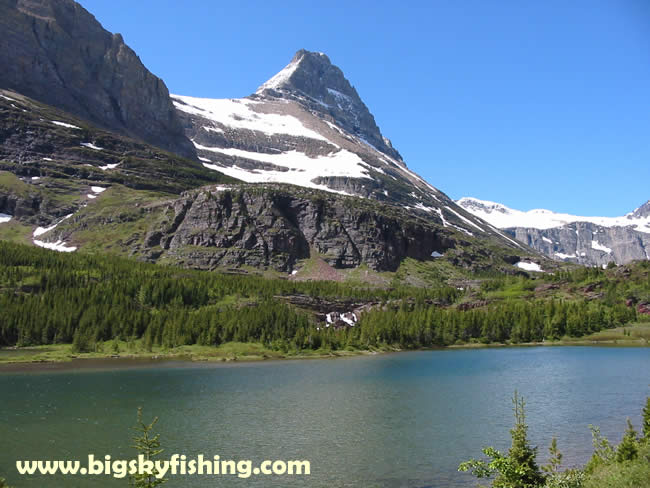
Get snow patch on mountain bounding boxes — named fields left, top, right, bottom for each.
left=51, top=120, right=81, bottom=129
left=33, top=213, right=73, bottom=237
left=0, top=213, right=12, bottom=223
left=80, top=142, right=103, bottom=151
left=414, top=203, right=435, bottom=213
left=555, top=252, right=577, bottom=260
left=445, top=206, right=486, bottom=233
left=516, top=261, right=542, bottom=272
left=591, top=240, right=612, bottom=254
left=203, top=126, right=224, bottom=134
left=201, top=161, right=353, bottom=196
left=34, top=240, right=77, bottom=252
left=99, top=163, right=119, bottom=170
left=172, top=95, right=327, bottom=141
left=194, top=142, right=370, bottom=180
left=435, top=208, right=449, bottom=228
left=255, top=56, right=303, bottom=94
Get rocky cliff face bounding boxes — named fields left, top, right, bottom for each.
left=458, top=197, right=650, bottom=266
left=510, top=223, right=650, bottom=267
left=142, top=184, right=523, bottom=273
left=0, top=0, right=195, bottom=159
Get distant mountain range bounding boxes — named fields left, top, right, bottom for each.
left=457, top=197, right=650, bottom=266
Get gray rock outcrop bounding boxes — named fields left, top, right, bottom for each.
left=145, top=185, right=479, bottom=273
left=509, top=222, right=650, bottom=267
left=0, top=0, right=195, bottom=159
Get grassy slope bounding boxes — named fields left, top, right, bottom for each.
left=0, top=90, right=237, bottom=194
left=0, top=340, right=391, bottom=366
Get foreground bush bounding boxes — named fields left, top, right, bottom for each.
left=459, top=395, right=650, bottom=488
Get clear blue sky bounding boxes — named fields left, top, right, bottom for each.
left=81, top=0, right=650, bottom=216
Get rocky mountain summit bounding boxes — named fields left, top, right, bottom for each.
left=171, top=50, right=530, bottom=254
left=631, top=201, right=650, bottom=220
left=0, top=0, right=195, bottom=158
left=457, top=197, right=650, bottom=266
left=255, top=49, right=401, bottom=161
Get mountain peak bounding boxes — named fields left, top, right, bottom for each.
left=456, top=197, right=513, bottom=215
left=631, top=200, right=650, bottom=219
left=256, top=49, right=351, bottom=98
left=255, top=50, right=402, bottom=162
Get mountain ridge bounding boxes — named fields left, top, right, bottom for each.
left=458, top=196, right=650, bottom=266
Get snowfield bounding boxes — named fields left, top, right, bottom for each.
left=255, top=55, right=303, bottom=94
left=458, top=197, right=650, bottom=233
left=172, top=95, right=327, bottom=141
left=591, top=240, right=612, bottom=254
left=33, top=213, right=73, bottom=237
left=32, top=213, right=77, bottom=253
left=80, top=142, right=104, bottom=151
left=99, top=163, right=119, bottom=170
left=201, top=161, right=353, bottom=196
left=194, top=142, right=370, bottom=182
left=516, top=261, right=543, bottom=272
left=33, top=240, right=77, bottom=252
left=51, top=120, right=81, bottom=130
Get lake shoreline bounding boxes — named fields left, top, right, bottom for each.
left=1, top=335, right=648, bottom=372
left=0, top=343, right=400, bottom=372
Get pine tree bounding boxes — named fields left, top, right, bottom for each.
left=543, top=437, right=563, bottom=474
left=502, top=391, right=546, bottom=487
left=642, top=397, right=650, bottom=443
left=459, top=391, right=546, bottom=488
left=130, top=408, right=166, bottom=488
left=615, top=419, right=639, bottom=462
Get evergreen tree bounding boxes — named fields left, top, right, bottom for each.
left=502, top=391, right=546, bottom=487
left=459, top=391, right=546, bottom=488
left=543, top=437, right=563, bottom=475
left=642, top=397, right=650, bottom=443
left=615, top=419, right=639, bottom=462
left=130, top=408, right=166, bottom=488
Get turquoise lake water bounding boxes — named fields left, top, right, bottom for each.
left=1, top=346, right=649, bottom=487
